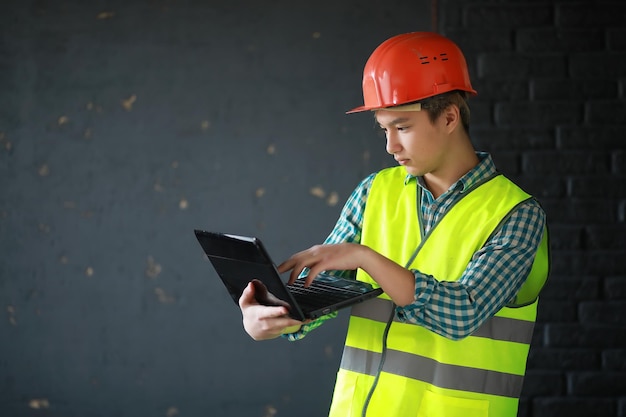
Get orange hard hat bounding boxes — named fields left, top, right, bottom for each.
left=347, top=32, right=477, bottom=113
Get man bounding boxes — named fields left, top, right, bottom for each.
left=239, top=32, right=549, bottom=417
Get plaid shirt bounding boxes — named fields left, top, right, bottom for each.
left=285, top=153, right=546, bottom=341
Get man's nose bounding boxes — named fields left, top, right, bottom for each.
left=386, top=132, right=401, bottom=155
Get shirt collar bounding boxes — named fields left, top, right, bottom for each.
left=404, top=152, right=497, bottom=193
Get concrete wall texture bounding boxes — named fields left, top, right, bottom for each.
left=1, top=0, right=624, bottom=416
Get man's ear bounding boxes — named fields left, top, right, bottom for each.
left=443, top=104, right=460, bottom=131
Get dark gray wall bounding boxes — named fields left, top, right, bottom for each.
left=439, top=1, right=626, bottom=416
left=1, top=1, right=431, bottom=417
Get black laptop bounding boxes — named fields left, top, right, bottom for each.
left=194, top=230, right=383, bottom=321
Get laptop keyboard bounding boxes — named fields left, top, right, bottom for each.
left=287, top=279, right=360, bottom=310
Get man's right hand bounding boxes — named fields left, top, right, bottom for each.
left=238, top=281, right=303, bottom=341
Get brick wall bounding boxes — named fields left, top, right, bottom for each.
left=439, top=1, right=626, bottom=416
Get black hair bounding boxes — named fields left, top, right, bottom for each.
left=419, top=90, right=471, bottom=133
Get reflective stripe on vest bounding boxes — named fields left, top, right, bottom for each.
left=340, top=346, right=525, bottom=398
left=351, top=298, right=535, bottom=344
left=328, top=166, right=550, bottom=417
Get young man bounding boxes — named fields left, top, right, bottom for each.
left=239, top=32, right=549, bottom=417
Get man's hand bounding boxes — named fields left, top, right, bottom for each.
left=278, top=243, right=367, bottom=287
left=278, top=243, right=416, bottom=306
left=239, top=281, right=303, bottom=341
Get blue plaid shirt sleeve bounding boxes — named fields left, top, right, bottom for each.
left=396, top=199, right=546, bottom=340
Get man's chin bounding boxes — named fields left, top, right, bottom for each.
left=402, top=165, right=422, bottom=177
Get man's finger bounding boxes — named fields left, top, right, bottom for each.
left=261, top=305, right=291, bottom=319
left=288, top=263, right=308, bottom=284
left=277, top=259, right=294, bottom=274
left=304, top=267, right=323, bottom=287
left=238, top=281, right=256, bottom=308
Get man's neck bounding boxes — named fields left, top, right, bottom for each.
left=423, top=141, right=479, bottom=199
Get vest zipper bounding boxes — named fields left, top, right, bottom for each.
left=360, top=306, right=395, bottom=417
left=362, top=181, right=422, bottom=416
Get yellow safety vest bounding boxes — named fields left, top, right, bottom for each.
left=328, top=166, right=550, bottom=417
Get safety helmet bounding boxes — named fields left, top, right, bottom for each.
left=347, top=32, right=477, bottom=113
